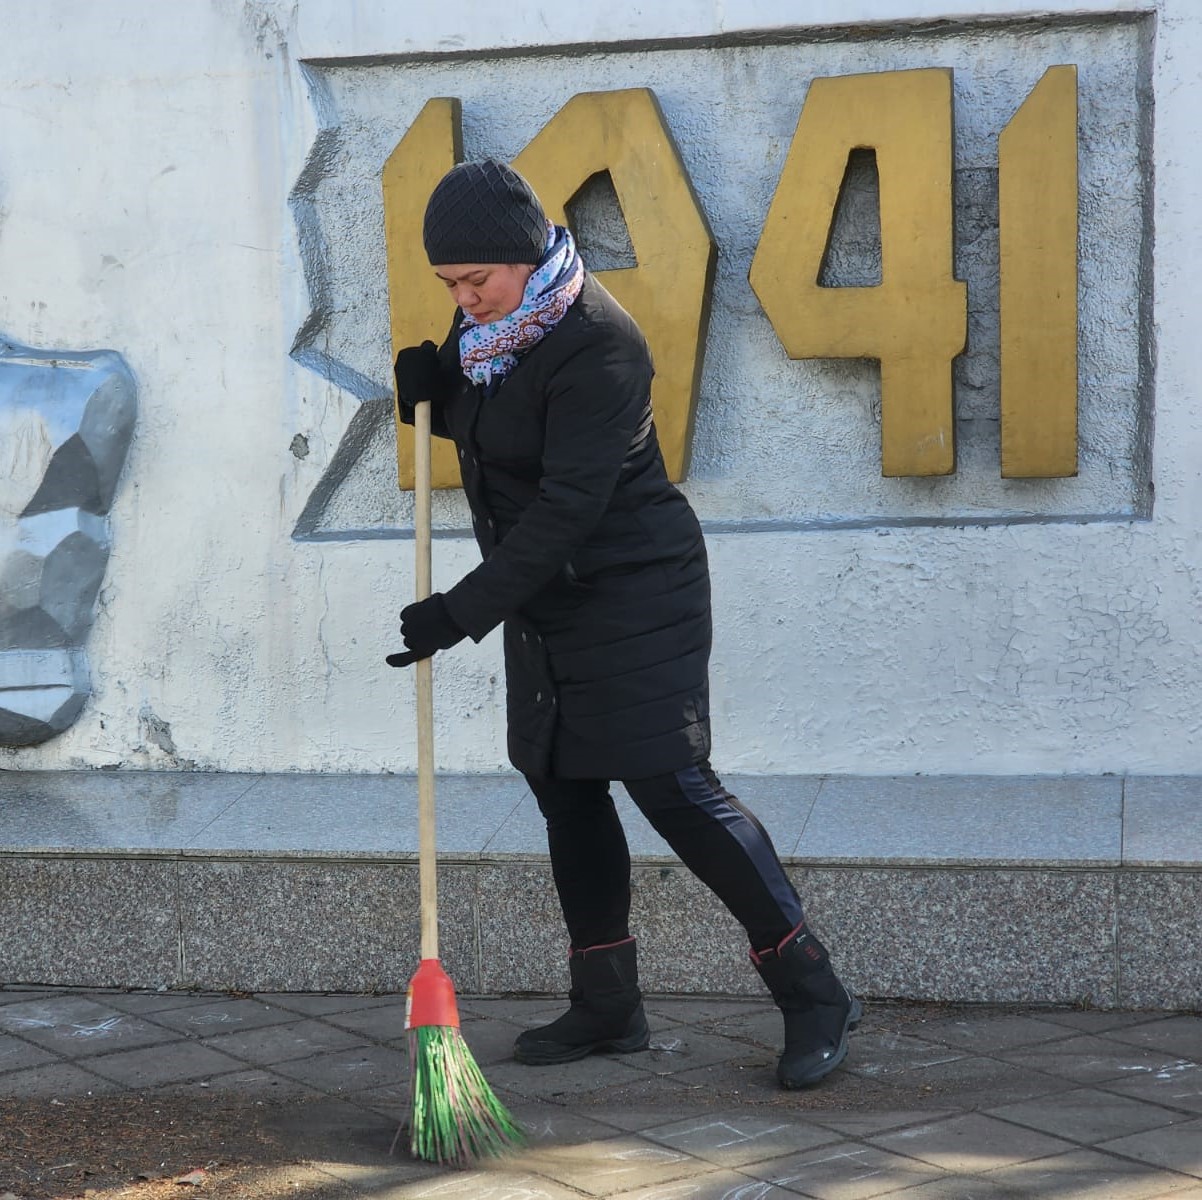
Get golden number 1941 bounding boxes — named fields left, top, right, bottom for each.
left=384, top=67, right=1079, bottom=487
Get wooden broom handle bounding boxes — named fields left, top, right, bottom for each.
left=413, top=399, right=438, bottom=961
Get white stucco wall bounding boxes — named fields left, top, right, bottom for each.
left=2, top=0, right=1198, bottom=776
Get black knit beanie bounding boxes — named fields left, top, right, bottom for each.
left=423, top=160, right=548, bottom=266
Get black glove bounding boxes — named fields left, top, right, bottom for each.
left=386, top=592, right=466, bottom=668
left=393, top=340, right=442, bottom=419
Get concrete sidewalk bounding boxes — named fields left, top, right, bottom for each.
left=2, top=986, right=1201, bottom=1198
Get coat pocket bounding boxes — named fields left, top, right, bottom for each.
left=503, top=618, right=559, bottom=776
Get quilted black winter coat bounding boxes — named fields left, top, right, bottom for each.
left=399, top=275, right=711, bottom=780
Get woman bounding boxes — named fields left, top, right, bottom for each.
left=389, top=159, right=859, bottom=1088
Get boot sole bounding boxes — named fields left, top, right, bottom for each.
left=848, top=994, right=863, bottom=1031
left=514, top=1029, right=651, bottom=1066
left=778, top=992, right=863, bottom=1090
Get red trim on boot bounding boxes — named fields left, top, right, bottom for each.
left=749, top=920, right=821, bottom=966
left=573, top=936, right=636, bottom=958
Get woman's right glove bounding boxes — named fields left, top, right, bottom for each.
left=385, top=592, right=466, bottom=668
left=393, top=340, right=442, bottom=419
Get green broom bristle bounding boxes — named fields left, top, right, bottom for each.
left=401, top=1024, right=525, bottom=1165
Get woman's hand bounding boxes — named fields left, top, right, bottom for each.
left=393, top=340, right=442, bottom=417
left=385, top=592, right=466, bottom=667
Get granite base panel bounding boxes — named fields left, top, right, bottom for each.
left=1117, top=871, right=1202, bottom=1010
left=0, top=856, right=179, bottom=988
left=2, top=855, right=1197, bottom=1009
left=178, top=860, right=480, bottom=994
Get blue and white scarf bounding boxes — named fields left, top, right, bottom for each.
left=458, top=222, right=585, bottom=389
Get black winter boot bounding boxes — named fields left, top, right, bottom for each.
left=751, top=921, right=861, bottom=1089
left=514, top=937, right=651, bottom=1065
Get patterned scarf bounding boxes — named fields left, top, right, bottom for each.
left=458, top=222, right=585, bottom=389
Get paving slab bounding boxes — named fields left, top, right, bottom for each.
left=257, top=991, right=406, bottom=1017
left=605, top=1169, right=787, bottom=1198
left=998, top=1033, right=1192, bottom=1085
left=900, top=1012, right=1071, bottom=1053
left=639, top=1028, right=753, bottom=1074
left=320, top=1003, right=416, bottom=1043
left=645, top=997, right=780, bottom=1027
left=201, top=1017, right=368, bottom=1064
left=867, top=1111, right=1076, bottom=1172
left=262, top=1095, right=441, bottom=1191
left=81, top=1039, right=248, bottom=1087
left=887, top=1176, right=1026, bottom=1199
left=640, top=1111, right=841, bottom=1167
left=517, top=1133, right=705, bottom=1197
left=984, top=1147, right=1202, bottom=1197
left=0, top=994, right=185, bottom=1056
left=142, top=994, right=300, bottom=1035
left=841, top=1031, right=969, bottom=1077
left=1107, top=1016, right=1202, bottom=1061
left=505, top=1102, right=643, bottom=1145
left=482, top=1052, right=659, bottom=1101
left=268, top=1043, right=413, bottom=1094
left=1036, top=1009, right=1174, bottom=1034
left=101, top=988, right=249, bottom=1016
left=0, top=1032, right=60, bottom=1073
left=0, top=988, right=58, bottom=1006
left=1105, top=1061, right=1202, bottom=1114
left=986, top=1087, right=1187, bottom=1143
left=741, top=1140, right=946, bottom=1198
left=156, top=1066, right=328, bottom=1099
left=1099, top=1117, right=1202, bottom=1177
left=0, top=1059, right=120, bottom=1097
left=805, top=1110, right=959, bottom=1138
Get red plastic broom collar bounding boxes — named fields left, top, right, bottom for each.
left=405, top=958, right=461, bottom=1030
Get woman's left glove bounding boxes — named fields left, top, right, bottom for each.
left=386, top=592, right=466, bottom=668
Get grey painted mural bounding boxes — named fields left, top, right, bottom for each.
left=0, top=340, right=136, bottom=745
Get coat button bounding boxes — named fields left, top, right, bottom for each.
left=521, top=632, right=527, bottom=643
left=536, top=691, right=543, bottom=702
left=458, top=447, right=465, bottom=460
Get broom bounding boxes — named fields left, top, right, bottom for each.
left=392, top=395, right=525, bottom=1165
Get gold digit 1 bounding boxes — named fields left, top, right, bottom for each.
left=999, top=66, right=1078, bottom=478
left=382, top=97, right=464, bottom=490
left=750, top=69, right=967, bottom=477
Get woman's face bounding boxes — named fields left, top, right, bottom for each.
left=434, top=262, right=536, bottom=324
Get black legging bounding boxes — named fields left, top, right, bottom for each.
left=525, top=761, right=804, bottom=952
